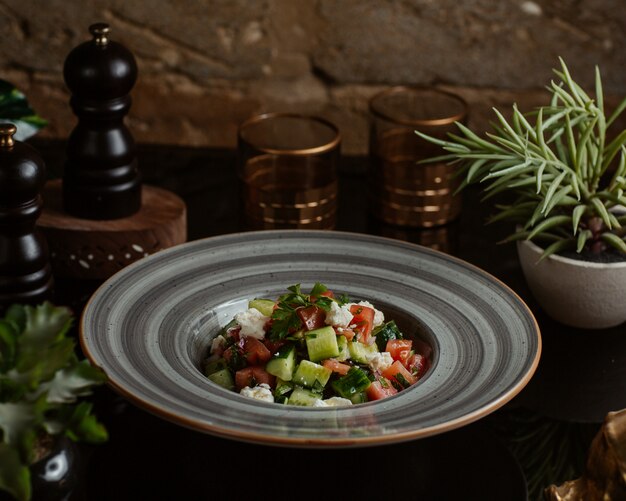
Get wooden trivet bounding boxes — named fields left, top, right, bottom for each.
left=38, top=179, right=186, bottom=279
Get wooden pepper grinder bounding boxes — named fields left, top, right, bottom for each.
left=0, top=123, right=54, bottom=309
left=63, top=22, right=141, bottom=220
left=38, top=23, right=187, bottom=280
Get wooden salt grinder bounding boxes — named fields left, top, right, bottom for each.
left=38, top=23, right=186, bottom=280
left=0, top=124, right=54, bottom=309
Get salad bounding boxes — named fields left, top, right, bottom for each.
left=204, top=283, right=431, bottom=406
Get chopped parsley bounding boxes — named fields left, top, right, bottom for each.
left=269, top=283, right=340, bottom=340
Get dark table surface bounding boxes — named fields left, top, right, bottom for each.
left=33, top=138, right=626, bottom=501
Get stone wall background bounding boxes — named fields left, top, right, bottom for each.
left=0, top=0, right=624, bottom=155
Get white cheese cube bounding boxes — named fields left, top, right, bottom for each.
left=366, top=351, right=394, bottom=372
left=210, top=334, right=226, bottom=354
left=240, top=383, right=274, bottom=402
left=313, top=397, right=353, bottom=407
left=235, top=308, right=269, bottom=339
left=325, top=301, right=354, bottom=328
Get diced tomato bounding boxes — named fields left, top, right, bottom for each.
left=296, top=305, right=327, bottom=331
left=222, top=345, right=238, bottom=363
left=322, top=359, right=351, bottom=376
left=243, top=337, right=272, bottom=365
left=262, top=338, right=287, bottom=355
left=386, top=339, right=413, bottom=365
left=349, top=305, right=375, bottom=344
left=224, top=326, right=241, bottom=343
left=406, top=353, right=429, bottom=379
left=235, top=366, right=276, bottom=391
left=382, top=360, right=417, bottom=389
left=366, top=378, right=398, bottom=401
left=334, top=327, right=355, bottom=341
left=223, top=345, right=246, bottom=370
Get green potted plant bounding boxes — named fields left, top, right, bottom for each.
left=0, top=302, right=107, bottom=501
left=417, top=59, right=626, bottom=328
left=0, top=80, right=47, bottom=141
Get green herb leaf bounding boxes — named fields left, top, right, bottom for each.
left=527, top=215, right=572, bottom=241
left=413, top=59, right=626, bottom=256
left=287, top=284, right=302, bottom=295
left=0, top=442, right=30, bottom=501
left=0, top=321, right=18, bottom=373
left=572, top=204, right=587, bottom=234
left=309, top=282, right=328, bottom=297
left=538, top=239, right=576, bottom=261
left=590, top=197, right=612, bottom=229
left=607, top=96, right=626, bottom=127
left=543, top=185, right=573, bottom=217
left=0, top=80, right=48, bottom=141
left=336, top=294, right=351, bottom=306
left=576, top=230, right=593, bottom=253
left=0, top=300, right=107, bottom=497
left=601, top=233, right=626, bottom=254
left=541, top=171, right=567, bottom=214
left=42, top=360, right=106, bottom=404
left=595, top=66, right=604, bottom=114
left=270, top=307, right=302, bottom=341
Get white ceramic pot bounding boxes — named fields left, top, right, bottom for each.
left=517, top=239, right=626, bottom=329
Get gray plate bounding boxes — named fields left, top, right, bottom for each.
left=80, top=230, right=541, bottom=447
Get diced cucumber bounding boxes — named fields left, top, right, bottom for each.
left=266, top=344, right=296, bottom=381
left=373, top=320, right=404, bottom=351
left=305, top=326, right=339, bottom=362
left=348, top=340, right=379, bottom=364
left=207, top=368, right=235, bottom=391
left=248, top=299, right=275, bottom=317
left=288, top=386, right=323, bottom=406
left=332, top=367, right=371, bottom=398
left=287, top=329, right=305, bottom=340
left=275, top=378, right=294, bottom=397
left=292, top=360, right=332, bottom=389
left=274, top=378, right=293, bottom=404
left=349, top=392, right=367, bottom=404
left=204, top=358, right=228, bottom=376
left=335, top=335, right=350, bottom=362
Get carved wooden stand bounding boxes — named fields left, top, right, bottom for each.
left=38, top=180, right=186, bottom=279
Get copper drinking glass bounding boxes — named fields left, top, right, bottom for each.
left=237, top=113, right=340, bottom=230
left=369, top=87, right=469, bottom=227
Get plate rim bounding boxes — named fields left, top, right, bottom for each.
left=80, top=229, right=542, bottom=447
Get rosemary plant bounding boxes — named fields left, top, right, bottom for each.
left=417, top=59, right=626, bottom=259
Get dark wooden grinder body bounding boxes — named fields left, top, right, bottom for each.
left=62, top=23, right=141, bottom=220
left=0, top=124, right=53, bottom=309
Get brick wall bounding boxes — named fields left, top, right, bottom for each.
left=0, top=0, right=624, bottom=154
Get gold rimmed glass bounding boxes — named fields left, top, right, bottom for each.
left=237, top=113, right=340, bottom=230
left=369, top=87, right=469, bottom=228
